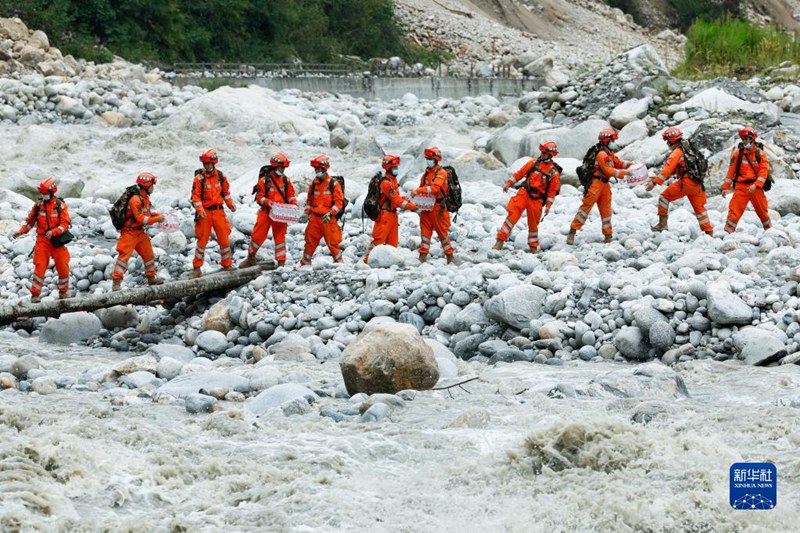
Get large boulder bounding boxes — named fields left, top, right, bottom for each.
left=678, top=88, right=780, bottom=124
left=707, top=282, right=753, bottom=326
left=614, top=326, right=650, bottom=361
left=484, top=285, right=546, bottom=329
left=734, top=327, right=787, bottom=366
left=245, top=383, right=316, bottom=416
left=95, top=306, right=139, bottom=330
left=202, top=297, right=232, bottom=333
left=195, top=330, right=228, bottom=355
left=40, top=312, right=102, bottom=345
left=340, top=323, right=439, bottom=395
left=609, top=97, right=651, bottom=128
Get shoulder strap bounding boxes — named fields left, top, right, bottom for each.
left=742, top=150, right=760, bottom=177
left=269, top=175, right=289, bottom=203
left=733, top=144, right=745, bottom=185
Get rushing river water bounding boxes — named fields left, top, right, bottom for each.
left=1, top=332, right=798, bottom=532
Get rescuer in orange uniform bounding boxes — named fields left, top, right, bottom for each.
left=239, top=152, right=297, bottom=268
left=567, top=129, right=634, bottom=244
left=191, top=149, right=236, bottom=278
left=111, top=172, right=165, bottom=291
left=12, top=178, right=71, bottom=302
left=493, top=141, right=561, bottom=253
left=722, top=127, right=772, bottom=234
left=413, top=146, right=455, bottom=264
left=364, top=154, right=417, bottom=262
left=646, top=127, right=713, bottom=235
left=300, top=155, right=344, bottom=265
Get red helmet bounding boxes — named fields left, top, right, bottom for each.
left=37, top=177, right=57, bottom=195
left=270, top=152, right=290, bottom=168
left=662, top=127, right=683, bottom=143
left=539, top=141, right=559, bottom=157
left=598, top=129, right=618, bottom=143
left=310, top=155, right=330, bottom=169
left=424, top=147, right=442, bottom=161
left=738, top=126, right=757, bottom=140
left=136, top=172, right=157, bottom=187
left=199, top=149, right=218, bottom=164
left=382, top=154, right=400, bottom=170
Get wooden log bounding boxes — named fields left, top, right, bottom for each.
left=0, top=264, right=275, bottom=326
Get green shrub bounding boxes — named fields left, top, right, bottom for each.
left=675, top=16, right=800, bottom=79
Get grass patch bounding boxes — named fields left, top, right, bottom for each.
left=674, top=16, right=800, bottom=79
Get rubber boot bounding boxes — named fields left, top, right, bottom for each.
left=604, top=234, right=613, bottom=243
left=30, top=295, right=40, bottom=304
left=651, top=215, right=668, bottom=232
left=446, top=255, right=458, bottom=265
left=567, top=229, right=576, bottom=245
left=419, top=253, right=428, bottom=263
left=277, top=260, right=285, bottom=267
left=238, top=253, right=256, bottom=269
left=59, top=290, right=71, bottom=300
left=221, top=266, right=234, bottom=271
left=190, top=268, right=203, bottom=279
left=112, top=279, right=122, bottom=292
left=704, top=230, right=714, bottom=237
left=147, top=276, right=164, bottom=286
left=528, top=246, right=538, bottom=254
left=492, top=240, right=504, bottom=250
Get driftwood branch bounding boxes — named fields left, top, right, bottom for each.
left=0, top=263, right=275, bottom=325
left=432, top=0, right=474, bottom=18
left=433, top=377, right=479, bottom=397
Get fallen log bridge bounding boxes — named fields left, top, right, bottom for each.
left=0, top=263, right=275, bottom=326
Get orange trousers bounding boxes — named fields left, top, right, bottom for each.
left=248, top=209, right=287, bottom=261
left=113, top=229, right=157, bottom=280
left=364, top=210, right=398, bottom=261
left=497, top=190, right=544, bottom=249
left=571, top=180, right=613, bottom=235
left=301, top=215, right=342, bottom=265
left=194, top=209, right=232, bottom=268
left=658, top=178, right=713, bottom=233
left=724, top=184, right=771, bottom=233
left=420, top=207, right=453, bottom=256
left=31, top=235, right=70, bottom=296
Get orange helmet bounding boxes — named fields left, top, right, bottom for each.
left=270, top=152, right=290, bottom=168
left=598, top=129, right=618, bottom=143
left=539, top=141, right=559, bottom=157
left=424, top=147, right=442, bottom=161
left=738, top=126, right=757, bottom=140
left=136, top=172, right=157, bottom=187
left=382, top=154, right=400, bottom=170
left=662, top=127, right=683, bottom=143
left=310, top=155, right=330, bottom=169
left=200, top=149, right=218, bottom=164
left=38, top=177, right=57, bottom=195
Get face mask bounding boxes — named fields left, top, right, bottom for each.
left=608, top=142, right=620, bottom=151
left=743, top=142, right=752, bottom=149
left=275, top=169, right=284, bottom=176
left=388, top=168, right=398, bottom=176
left=315, top=171, right=325, bottom=178
left=426, top=159, right=436, bottom=168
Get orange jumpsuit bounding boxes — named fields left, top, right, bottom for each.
left=301, top=174, right=345, bottom=265
left=723, top=145, right=771, bottom=233
left=653, top=146, right=712, bottom=233
left=571, top=148, right=632, bottom=236
left=497, top=158, right=561, bottom=249
left=19, top=198, right=71, bottom=296
left=365, top=173, right=416, bottom=261
left=191, top=168, right=234, bottom=268
left=113, top=190, right=160, bottom=281
left=414, top=165, right=454, bottom=257
left=248, top=169, right=297, bottom=262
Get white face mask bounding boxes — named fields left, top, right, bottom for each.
left=315, top=171, right=325, bottom=178
left=743, top=142, right=752, bottom=149
left=426, top=159, right=436, bottom=168
left=275, top=169, right=284, bottom=176
left=608, top=142, right=620, bottom=151
left=388, top=168, right=398, bottom=176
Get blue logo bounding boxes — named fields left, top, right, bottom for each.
left=730, top=463, right=777, bottom=510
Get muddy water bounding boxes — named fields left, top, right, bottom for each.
left=0, top=332, right=798, bottom=532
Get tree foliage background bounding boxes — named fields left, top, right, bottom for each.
left=0, top=0, right=435, bottom=64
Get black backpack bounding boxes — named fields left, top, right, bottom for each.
left=363, top=172, right=386, bottom=221
left=577, top=143, right=607, bottom=194
left=253, top=165, right=290, bottom=203
left=523, top=159, right=562, bottom=201
left=442, top=165, right=462, bottom=213
left=39, top=197, right=74, bottom=247
left=110, top=185, right=142, bottom=230
left=734, top=142, right=774, bottom=192
left=680, top=139, right=708, bottom=185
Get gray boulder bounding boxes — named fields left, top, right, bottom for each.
left=615, top=326, right=650, bottom=361
left=185, top=393, right=218, bottom=414
left=649, top=321, right=676, bottom=351
left=159, top=372, right=250, bottom=399
left=245, top=383, right=316, bottom=416
left=707, top=283, right=753, bottom=326
left=734, top=327, right=787, bottom=366
left=195, top=330, right=228, bottom=355
left=484, top=285, right=547, bottom=329
left=40, top=312, right=102, bottom=345
left=96, top=306, right=139, bottom=330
